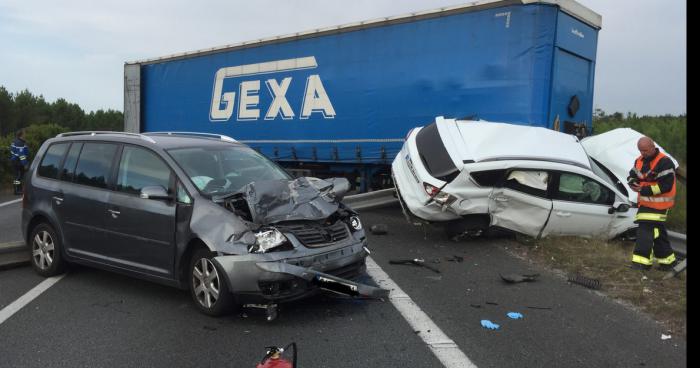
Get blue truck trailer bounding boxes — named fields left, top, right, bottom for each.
left=124, top=0, right=601, bottom=191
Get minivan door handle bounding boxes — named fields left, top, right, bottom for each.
left=52, top=196, right=64, bottom=206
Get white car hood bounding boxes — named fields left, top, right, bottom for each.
left=581, top=128, right=678, bottom=202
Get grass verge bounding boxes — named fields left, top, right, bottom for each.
left=508, top=236, right=686, bottom=339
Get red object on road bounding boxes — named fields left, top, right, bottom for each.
left=256, top=343, right=296, bottom=368
left=256, top=358, right=293, bottom=368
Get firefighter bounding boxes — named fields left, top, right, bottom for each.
left=9, top=129, right=30, bottom=195
left=628, top=136, right=678, bottom=271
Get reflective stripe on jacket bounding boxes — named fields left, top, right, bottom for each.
left=632, top=152, right=676, bottom=210
left=9, top=138, right=30, bottom=166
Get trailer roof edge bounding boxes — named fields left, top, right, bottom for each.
left=125, top=0, right=601, bottom=66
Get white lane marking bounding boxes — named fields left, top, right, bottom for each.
left=365, top=257, right=477, bottom=368
left=0, top=198, right=22, bottom=208
left=0, top=274, right=65, bottom=325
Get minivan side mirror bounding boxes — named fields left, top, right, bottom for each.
left=140, top=186, right=172, bottom=200
left=608, top=202, right=631, bottom=214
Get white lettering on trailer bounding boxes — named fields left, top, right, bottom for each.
left=495, top=11, right=511, bottom=28
left=301, top=74, right=336, bottom=119
left=265, top=77, right=294, bottom=120
left=571, top=28, right=585, bottom=38
left=209, top=56, right=335, bottom=122
left=238, top=80, right=260, bottom=120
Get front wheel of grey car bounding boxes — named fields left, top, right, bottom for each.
left=189, top=249, right=235, bottom=316
left=29, top=223, right=66, bottom=277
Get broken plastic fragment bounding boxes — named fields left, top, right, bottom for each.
left=661, top=334, right=672, bottom=340
left=369, top=224, right=388, bottom=235
left=507, top=312, right=523, bottom=319
left=481, top=320, right=500, bottom=330
left=500, top=273, right=540, bottom=283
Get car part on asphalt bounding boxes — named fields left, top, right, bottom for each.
left=507, top=312, right=524, bottom=319
left=369, top=224, right=388, bottom=235
left=244, top=303, right=280, bottom=322
left=567, top=274, right=602, bottom=290
left=480, top=320, right=500, bottom=330
left=446, top=255, right=464, bottom=263
left=526, top=306, right=553, bottom=310
left=500, top=273, right=540, bottom=283
left=389, top=258, right=441, bottom=274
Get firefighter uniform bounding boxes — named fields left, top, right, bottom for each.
left=627, top=149, right=677, bottom=270
left=9, top=136, right=30, bottom=195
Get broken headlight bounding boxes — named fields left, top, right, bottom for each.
left=249, top=228, right=290, bottom=253
left=349, top=216, right=362, bottom=231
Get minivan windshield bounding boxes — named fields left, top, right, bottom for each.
left=168, top=145, right=291, bottom=197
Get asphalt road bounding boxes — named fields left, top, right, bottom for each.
left=0, top=200, right=687, bottom=367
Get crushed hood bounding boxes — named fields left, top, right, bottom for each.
left=581, top=128, right=679, bottom=202
left=233, top=177, right=347, bottom=225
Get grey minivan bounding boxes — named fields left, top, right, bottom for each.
left=22, top=131, right=384, bottom=316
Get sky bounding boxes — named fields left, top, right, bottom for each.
left=0, top=0, right=686, bottom=116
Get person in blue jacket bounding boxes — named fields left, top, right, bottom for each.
left=9, top=129, right=30, bottom=195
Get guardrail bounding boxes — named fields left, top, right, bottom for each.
left=343, top=188, right=398, bottom=210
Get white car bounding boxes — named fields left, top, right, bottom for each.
left=391, top=117, right=678, bottom=240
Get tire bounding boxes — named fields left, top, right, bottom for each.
left=29, top=223, right=66, bottom=277
left=188, top=249, right=235, bottom=316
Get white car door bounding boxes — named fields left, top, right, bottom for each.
left=489, top=170, right=552, bottom=238
left=543, top=172, right=616, bottom=238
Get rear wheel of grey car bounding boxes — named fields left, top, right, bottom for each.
left=29, top=223, right=66, bottom=277
left=189, top=249, right=235, bottom=316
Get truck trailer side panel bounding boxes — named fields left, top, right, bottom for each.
left=127, top=1, right=599, bottom=167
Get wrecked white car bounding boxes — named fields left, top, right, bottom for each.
left=391, top=117, right=678, bottom=240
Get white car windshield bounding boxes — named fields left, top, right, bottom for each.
left=168, top=145, right=291, bottom=197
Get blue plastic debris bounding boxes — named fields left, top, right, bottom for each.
left=480, top=320, right=500, bottom=330
left=507, top=312, right=524, bottom=319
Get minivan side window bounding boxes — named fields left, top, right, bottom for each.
left=116, top=146, right=171, bottom=195
left=60, top=143, right=83, bottom=181
left=37, top=143, right=69, bottom=179
left=73, top=143, right=118, bottom=189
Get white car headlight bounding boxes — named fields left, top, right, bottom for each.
left=349, top=216, right=362, bottom=231
left=252, top=228, right=288, bottom=253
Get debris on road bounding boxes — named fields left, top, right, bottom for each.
left=446, top=255, right=464, bottom=263
left=470, top=304, right=482, bottom=308
left=481, top=320, right=500, bottom=330
left=526, top=306, right=553, bottom=310
left=507, top=312, right=524, bottom=319
left=485, top=301, right=499, bottom=306
left=389, top=258, right=441, bottom=273
left=369, top=224, right=388, bottom=235
left=661, top=334, right=672, bottom=340
left=567, top=274, right=601, bottom=290
left=500, top=273, right=540, bottom=283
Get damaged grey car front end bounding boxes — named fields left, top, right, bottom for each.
left=204, top=177, right=386, bottom=306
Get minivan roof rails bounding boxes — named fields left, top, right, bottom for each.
left=144, top=131, right=238, bottom=143
left=56, top=131, right=156, bottom=143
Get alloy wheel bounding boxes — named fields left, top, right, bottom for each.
left=32, top=230, right=54, bottom=270
left=192, top=258, right=220, bottom=309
